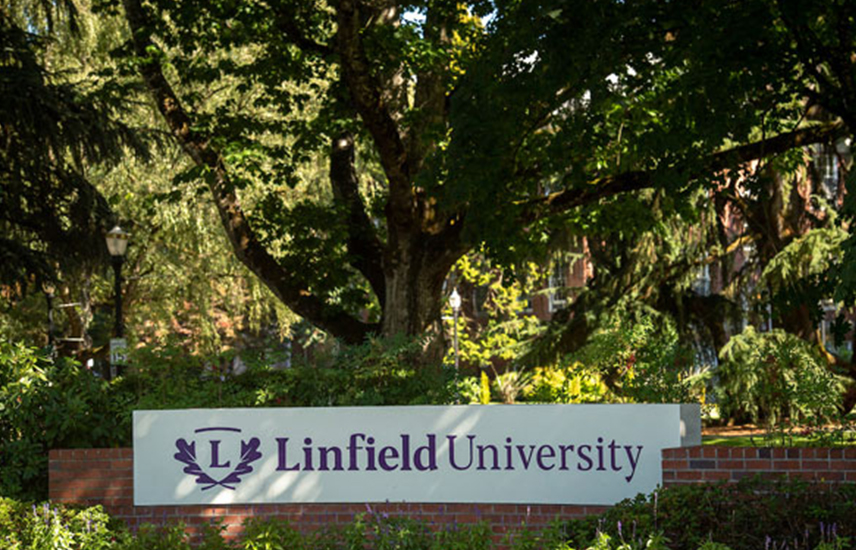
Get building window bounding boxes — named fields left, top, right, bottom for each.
left=819, top=299, right=840, bottom=352
left=548, top=257, right=569, bottom=312
left=692, top=263, right=711, bottom=296
left=812, top=143, right=839, bottom=200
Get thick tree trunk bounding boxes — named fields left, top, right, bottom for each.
left=380, top=230, right=466, bottom=338
left=382, top=244, right=443, bottom=337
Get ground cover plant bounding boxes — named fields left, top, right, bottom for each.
left=563, top=478, right=856, bottom=550
left=1, top=479, right=854, bottom=549
left=0, top=498, right=120, bottom=550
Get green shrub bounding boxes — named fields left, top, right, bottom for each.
left=432, top=521, right=493, bottom=550
left=351, top=509, right=496, bottom=550
left=0, top=489, right=854, bottom=550
left=240, top=517, right=306, bottom=550
left=522, top=365, right=610, bottom=404
left=0, top=344, right=125, bottom=499
left=717, top=327, right=844, bottom=427
left=324, top=334, right=453, bottom=406
left=115, top=523, right=193, bottom=550
left=119, top=334, right=453, bottom=411
left=505, top=520, right=573, bottom=550
left=0, top=498, right=118, bottom=549
left=563, top=477, right=856, bottom=550
left=565, top=308, right=708, bottom=405
left=354, top=512, right=432, bottom=550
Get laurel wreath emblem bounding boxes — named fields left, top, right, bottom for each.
left=174, top=437, right=262, bottom=491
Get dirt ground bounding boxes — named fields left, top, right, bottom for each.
left=703, top=425, right=769, bottom=437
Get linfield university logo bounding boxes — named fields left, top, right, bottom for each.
left=174, top=427, right=262, bottom=491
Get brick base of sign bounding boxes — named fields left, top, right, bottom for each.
left=662, top=446, right=856, bottom=485
left=49, top=447, right=856, bottom=543
left=47, top=449, right=607, bottom=542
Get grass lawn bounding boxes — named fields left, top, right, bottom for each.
left=702, top=424, right=856, bottom=447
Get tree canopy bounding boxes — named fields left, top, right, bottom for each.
left=109, top=0, right=854, bottom=349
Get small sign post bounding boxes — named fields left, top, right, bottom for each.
left=109, top=337, right=127, bottom=378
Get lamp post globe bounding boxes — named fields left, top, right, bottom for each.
left=106, top=225, right=129, bottom=257
left=105, top=225, right=129, bottom=339
left=449, top=288, right=461, bottom=311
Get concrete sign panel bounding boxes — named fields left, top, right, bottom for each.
left=133, top=404, right=700, bottom=506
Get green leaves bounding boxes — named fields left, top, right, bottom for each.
left=0, top=344, right=125, bottom=500
left=436, top=0, right=817, bottom=259
left=717, top=327, right=843, bottom=427
left=107, top=0, right=856, bottom=347
left=249, top=195, right=375, bottom=313
left=762, top=227, right=846, bottom=324
left=444, top=254, right=543, bottom=378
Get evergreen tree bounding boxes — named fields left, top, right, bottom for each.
left=0, top=2, right=146, bottom=292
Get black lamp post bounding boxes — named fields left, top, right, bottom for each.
left=105, top=225, right=129, bottom=339
left=449, top=288, right=461, bottom=380
left=43, top=281, right=56, bottom=353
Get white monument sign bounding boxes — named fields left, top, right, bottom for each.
left=133, top=404, right=700, bottom=506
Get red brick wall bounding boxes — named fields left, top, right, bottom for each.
left=48, top=449, right=605, bottom=542
left=50, top=447, right=856, bottom=543
left=662, top=446, right=856, bottom=485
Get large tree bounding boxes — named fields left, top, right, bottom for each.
left=117, top=0, right=851, bottom=345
